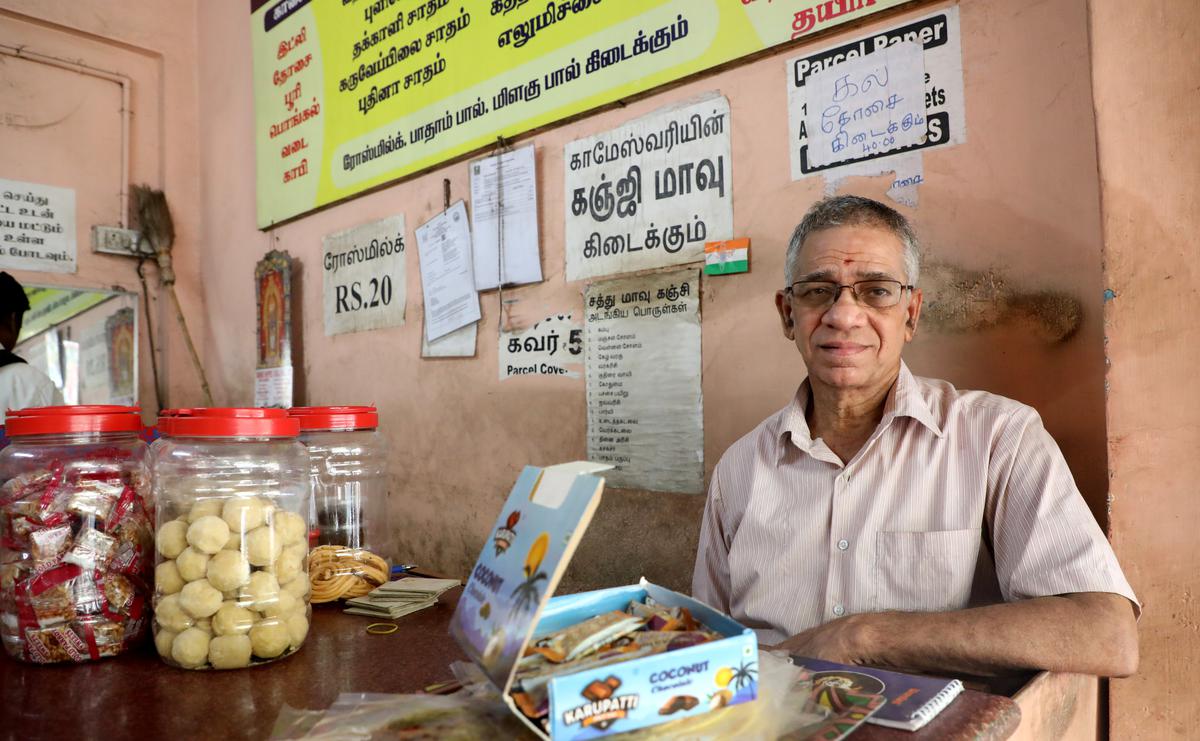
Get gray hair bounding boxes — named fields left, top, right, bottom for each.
left=784, top=195, right=921, bottom=286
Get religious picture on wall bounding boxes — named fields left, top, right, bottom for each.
left=254, top=250, right=294, bottom=408
left=105, top=307, right=136, bottom=400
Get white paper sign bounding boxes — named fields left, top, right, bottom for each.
left=585, top=269, right=703, bottom=494
left=499, top=314, right=583, bottom=380
left=322, top=215, right=407, bottom=336
left=415, top=201, right=481, bottom=342
left=805, top=41, right=925, bottom=168
left=421, top=319, right=477, bottom=358
left=564, top=95, right=732, bottom=282
left=0, top=178, right=76, bottom=273
left=254, top=366, right=293, bottom=408
left=787, top=7, right=966, bottom=179
left=469, top=145, right=543, bottom=290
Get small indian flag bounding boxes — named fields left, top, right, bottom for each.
left=704, top=238, right=750, bottom=276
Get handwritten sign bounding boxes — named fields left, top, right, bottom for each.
left=805, top=41, right=925, bottom=168
left=787, top=8, right=966, bottom=179
left=0, top=178, right=76, bottom=274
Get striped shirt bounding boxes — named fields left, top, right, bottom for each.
left=692, top=362, right=1138, bottom=644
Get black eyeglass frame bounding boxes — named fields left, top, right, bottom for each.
left=785, top=279, right=915, bottom=309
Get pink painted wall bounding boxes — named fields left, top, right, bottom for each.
left=1090, top=0, right=1200, bottom=737
left=0, top=0, right=207, bottom=416
left=195, top=0, right=1112, bottom=594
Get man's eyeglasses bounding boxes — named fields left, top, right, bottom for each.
left=787, top=280, right=914, bottom=310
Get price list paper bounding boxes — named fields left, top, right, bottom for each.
left=584, top=268, right=703, bottom=494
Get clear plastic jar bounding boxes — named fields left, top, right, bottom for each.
left=0, top=406, right=153, bottom=664
left=150, top=408, right=311, bottom=670
left=290, top=406, right=390, bottom=604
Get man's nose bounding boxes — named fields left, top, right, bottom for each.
left=822, top=286, right=866, bottom=328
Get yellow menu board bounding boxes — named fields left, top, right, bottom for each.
left=251, top=0, right=907, bottom=227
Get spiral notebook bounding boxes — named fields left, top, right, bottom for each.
left=793, top=656, right=964, bottom=732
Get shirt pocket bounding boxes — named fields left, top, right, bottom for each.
left=874, top=529, right=981, bottom=613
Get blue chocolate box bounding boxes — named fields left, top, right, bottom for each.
left=450, top=463, right=759, bottom=739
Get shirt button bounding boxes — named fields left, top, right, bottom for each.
left=833, top=604, right=846, bottom=617
left=837, top=539, right=849, bottom=551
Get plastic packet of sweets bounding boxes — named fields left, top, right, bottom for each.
left=526, top=610, right=645, bottom=664
left=79, top=616, right=125, bottom=658
left=63, top=529, right=117, bottom=571
left=29, top=524, right=72, bottom=574
left=25, top=624, right=88, bottom=663
left=627, top=600, right=703, bottom=632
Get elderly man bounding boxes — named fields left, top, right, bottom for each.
left=692, top=195, right=1138, bottom=677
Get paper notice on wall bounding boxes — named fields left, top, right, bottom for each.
left=322, top=216, right=407, bottom=336
left=564, top=94, right=733, bottom=282
left=822, top=152, right=926, bottom=208
left=0, top=178, right=76, bottom=273
left=415, top=201, right=481, bottom=342
left=421, top=319, right=477, bottom=358
left=585, top=269, right=702, bottom=494
left=805, top=41, right=926, bottom=168
left=469, top=145, right=542, bottom=290
left=499, top=314, right=583, bottom=380
left=787, top=7, right=965, bottom=185
left=254, top=366, right=293, bottom=408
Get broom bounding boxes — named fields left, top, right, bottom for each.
left=132, top=185, right=214, bottom=407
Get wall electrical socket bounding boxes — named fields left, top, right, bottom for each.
left=92, top=225, right=152, bottom=257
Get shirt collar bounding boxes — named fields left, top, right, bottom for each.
left=775, top=361, right=944, bottom=465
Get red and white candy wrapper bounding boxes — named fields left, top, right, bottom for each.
left=79, top=617, right=125, bottom=659
left=100, top=573, right=135, bottom=615
left=25, top=625, right=88, bottom=663
left=63, top=528, right=117, bottom=571
left=67, top=484, right=121, bottom=523
left=29, top=524, right=72, bottom=575
left=71, top=574, right=106, bottom=615
left=33, top=464, right=69, bottom=521
left=0, top=469, right=56, bottom=506
left=28, top=582, right=78, bottom=628
left=105, top=486, right=141, bottom=533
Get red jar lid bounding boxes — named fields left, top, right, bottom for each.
left=289, top=406, right=378, bottom=432
left=5, top=405, right=143, bottom=436
left=155, top=408, right=192, bottom=436
left=169, top=407, right=299, bottom=438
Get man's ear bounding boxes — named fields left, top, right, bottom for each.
left=775, top=289, right=795, bottom=340
left=904, top=288, right=923, bottom=342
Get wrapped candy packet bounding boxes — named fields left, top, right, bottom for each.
left=525, top=610, right=645, bottom=664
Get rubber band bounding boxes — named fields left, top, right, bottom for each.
left=366, top=622, right=398, bottom=635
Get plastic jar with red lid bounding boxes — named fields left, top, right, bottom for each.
left=150, top=407, right=311, bottom=670
left=289, top=406, right=391, bottom=602
left=0, top=405, right=153, bottom=663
